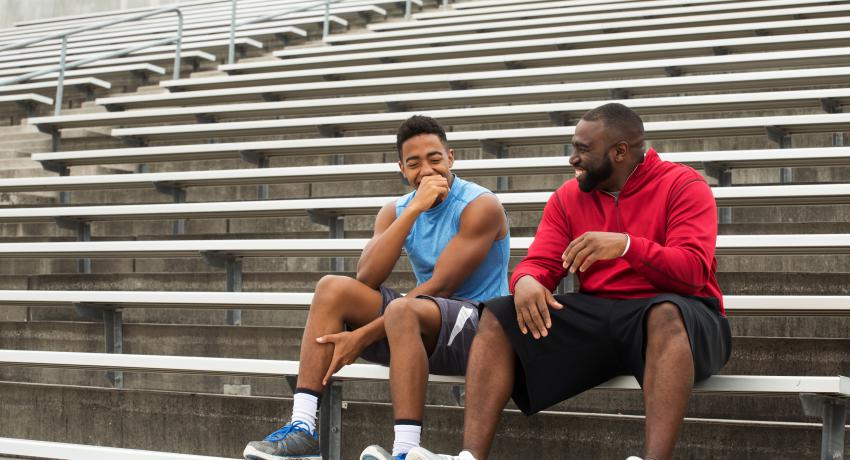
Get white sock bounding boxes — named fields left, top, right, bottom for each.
left=392, top=423, right=422, bottom=456
left=458, top=451, right=477, bottom=460
left=290, top=392, right=319, bottom=433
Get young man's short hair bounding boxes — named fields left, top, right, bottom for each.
left=396, top=115, right=449, bottom=157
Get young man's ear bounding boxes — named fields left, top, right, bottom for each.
left=447, top=148, right=455, bottom=167
left=613, top=141, right=629, bottom=162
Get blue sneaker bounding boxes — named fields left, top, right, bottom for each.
left=360, top=444, right=407, bottom=460
left=243, top=420, right=320, bottom=460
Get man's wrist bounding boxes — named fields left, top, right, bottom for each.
left=619, top=233, right=631, bottom=257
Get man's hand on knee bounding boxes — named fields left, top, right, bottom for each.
left=317, top=330, right=368, bottom=385
left=513, top=275, right=563, bottom=339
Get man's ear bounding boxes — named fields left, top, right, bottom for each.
left=614, top=141, right=629, bottom=162
left=447, top=148, right=455, bottom=167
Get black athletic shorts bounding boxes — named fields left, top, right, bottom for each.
left=485, top=292, right=732, bottom=415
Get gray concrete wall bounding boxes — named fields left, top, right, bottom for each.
left=0, top=0, right=181, bottom=29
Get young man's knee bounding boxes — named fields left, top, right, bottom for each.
left=384, top=298, right=422, bottom=328
left=478, top=309, right=506, bottom=337
left=311, top=274, right=357, bottom=312
left=646, top=302, right=687, bottom=338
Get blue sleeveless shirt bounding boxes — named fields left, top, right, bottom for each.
left=395, top=176, right=510, bottom=301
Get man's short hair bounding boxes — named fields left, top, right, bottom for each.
left=580, top=103, right=645, bottom=146
left=396, top=115, right=448, bottom=157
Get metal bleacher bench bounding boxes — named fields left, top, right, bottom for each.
left=26, top=86, right=850, bottom=131
left=3, top=148, right=846, bottom=192
left=0, top=349, right=845, bottom=460
left=75, top=88, right=850, bottom=140
left=0, top=185, right=846, bottom=224
left=326, top=0, right=850, bottom=42
left=272, top=4, right=850, bottom=57
left=28, top=114, right=850, bottom=168
left=258, top=24, right=850, bottom=71
left=139, top=44, right=850, bottom=87
left=97, top=50, right=850, bottom=107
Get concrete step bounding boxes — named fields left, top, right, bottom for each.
left=0, top=382, right=842, bottom=459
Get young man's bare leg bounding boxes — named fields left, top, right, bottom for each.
left=244, top=275, right=384, bottom=460
left=642, top=302, right=694, bottom=460
left=460, top=310, right=515, bottom=460
left=381, top=297, right=442, bottom=457
left=295, top=274, right=385, bottom=392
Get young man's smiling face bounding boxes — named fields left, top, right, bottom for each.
left=569, top=119, right=618, bottom=193
left=398, top=133, right=455, bottom=190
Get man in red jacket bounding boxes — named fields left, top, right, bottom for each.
left=408, top=103, right=731, bottom=460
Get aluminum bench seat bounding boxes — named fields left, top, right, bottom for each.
left=259, top=24, right=850, bottom=72
left=29, top=86, right=850, bottom=131
left=0, top=77, right=109, bottom=97
left=273, top=4, right=850, bottom=58
left=0, top=52, right=215, bottom=79
left=0, top=63, right=165, bottom=83
left=0, top=290, right=845, bottom=316
left=328, top=0, right=850, bottom=43
left=31, top=114, right=850, bottom=166
left=0, top=235, right=847, bottom=258
left=106, top=91, right=850, bottom=141
left=104, top=46, right=850, bottom=104
left=184, top=44, right=850, bottom=85
left=0, top=185, right=846, bottom=224
left=11, top=148, right=847, bottom=192
left=0, top=94, right=53, bottom=110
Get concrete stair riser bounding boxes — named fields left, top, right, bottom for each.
left=0, top=383, right=843, bottom=459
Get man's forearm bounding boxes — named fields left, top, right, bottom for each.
left=356, top=207, right=421, bottom=287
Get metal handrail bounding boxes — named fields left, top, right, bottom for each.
left=227, top=0, right=347, bottom=65
left=0, top=4, right=185, bottom=116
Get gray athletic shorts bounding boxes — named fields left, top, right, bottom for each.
left=353, top=286, right=481, bottom=376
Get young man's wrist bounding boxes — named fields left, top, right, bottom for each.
left=620, top=233, right=631, bottom=257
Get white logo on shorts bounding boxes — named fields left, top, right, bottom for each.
left=447, top=306, right=475, bottom=347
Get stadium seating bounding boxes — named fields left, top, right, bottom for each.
left=0, top=0, right=847, bottom=458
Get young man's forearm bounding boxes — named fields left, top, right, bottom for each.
left=356, top=207, right=421, bottom=287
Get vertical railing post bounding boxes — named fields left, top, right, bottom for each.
left=229, top=0, right=237, bottom=64
left=405, top=0, right=412, bottom=19
left=54, top=36, right=68, bottom=116
left=173, top=9, right=184, bottom=79
left=323, top=0, right=331, bottom=40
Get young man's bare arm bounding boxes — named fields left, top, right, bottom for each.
left=357, top=175, right=450, bottom=289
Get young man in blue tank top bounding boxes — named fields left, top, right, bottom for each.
left=243, top=116, right=510, bottom=460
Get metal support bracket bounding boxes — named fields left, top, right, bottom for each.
left=322, top=74, right=341, bottom=82
left=448, top=81, right=468, bottom=91
left=765, top=126, right=791, bottom=148
left=201, top=252, right=243, bottom=325
left=451, top=385, right=465, bottom=406
left=820, top=98, right=842, bottom=114
left=261, top=93, right=281, bottom=102
left=74, top=83, right=96, bottom=101
left=308, top=210, right=345, bottom=272
left=40, top=160, right=69, bottom=175
left=154, top=182, right=187, bottom=234
left=504, top=61, right=525, bottom=70
left=317, top=124, right=342, bottom=138
left=555, top=43, right=571, bottom=51
left=480, top=140, right=509, bottom=191
left=800, top=394, right=847, bottom=460
left=608, top=88, right=631, bottom=100
left=240, top=150, right=270, bottom=198
left=73, top=303, right=123, bottom=388
left=385, top=101, right=406, bottom=112
left=15, top=101, right=35, bottom=118
left=548, top=111, right=570, bottom=126
left=704, top=162, right=732, bottom=224
left=712, top=46, right=729, bottom=56
left=195, top=113, right=217, bottom=124
left=55, top=217, right=92, bottom=273
left=664, top=66, right=682, bottom=77
left=320, top=383, right=343, bottom=460
left=104, top=103, right=123, bottom=112
left=123, top=136, right=147, bottom=148
left=378, top=57, right=395, bottom=64
left=131, top=70, right=150, bottom=85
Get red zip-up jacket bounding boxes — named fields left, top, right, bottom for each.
left=510, top=148, right=724, bottom=314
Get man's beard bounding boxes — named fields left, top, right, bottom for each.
left=578, top=155, right=614, bottom=193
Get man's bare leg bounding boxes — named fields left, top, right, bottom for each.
left=384, top=297, right=442, bottom=422
left=460, top=310, right=515, bottom=460
left=643, top=302, right=694, bottom=460
left=296, top=274, right=385, bottom=392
